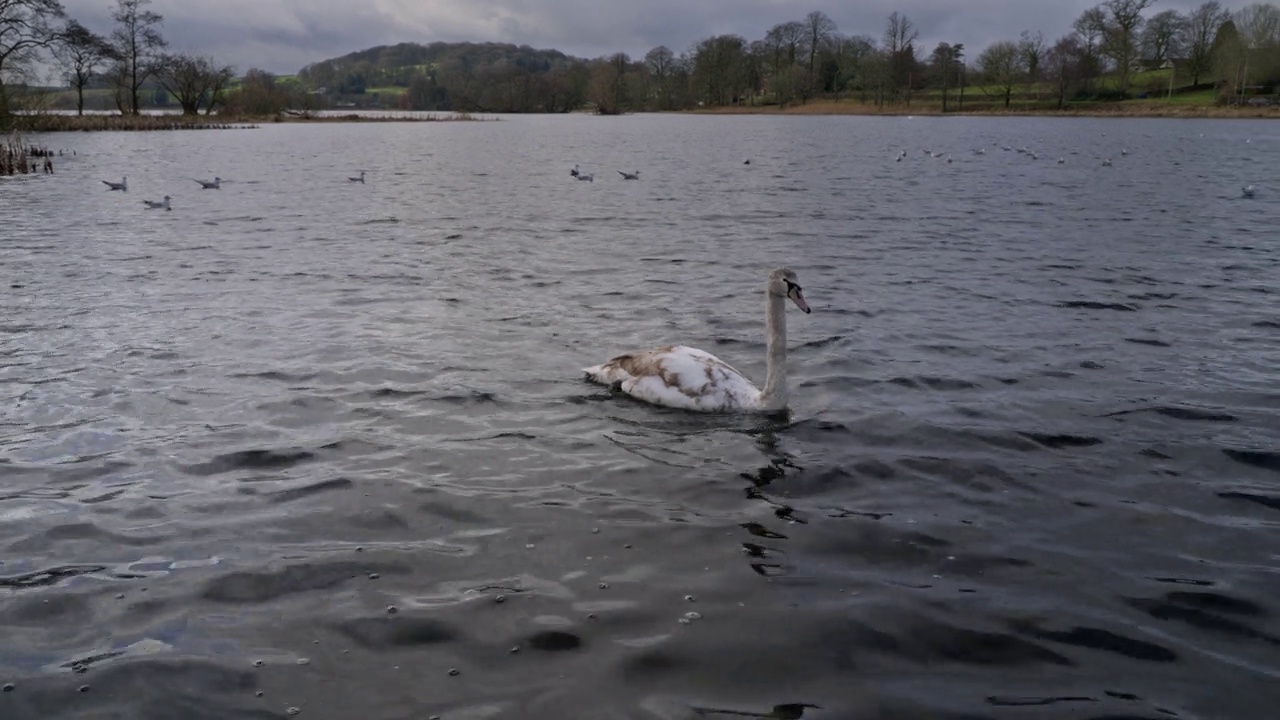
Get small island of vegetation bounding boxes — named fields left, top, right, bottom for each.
left=1, top=0, right=1277, bottom=138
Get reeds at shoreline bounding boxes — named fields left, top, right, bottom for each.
left=7, top=110, right=494, bottom=133
left=10, top=114, right=259, bottom=133
left=1, top=134, right=55, bottom=176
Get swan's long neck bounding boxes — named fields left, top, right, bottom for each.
left=758, top=291, right=788, bottom=410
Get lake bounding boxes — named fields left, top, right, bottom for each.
left=1, top=113, right=1278, bottom=719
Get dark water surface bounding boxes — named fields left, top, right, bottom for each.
left=2, top=114, right=1278, bottom=719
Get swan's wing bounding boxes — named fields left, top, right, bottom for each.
left=584, top=345, right=760, bottom=412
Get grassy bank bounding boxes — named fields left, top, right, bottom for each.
left=688, top=98, right=1280, bottom=119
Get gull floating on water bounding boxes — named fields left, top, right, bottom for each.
left=142, top=195, right=171, bottom=210
left=194, top=176, right=221, bottom=189
left=1102, top=158, right=1113, bottom=167
left=618, top=170, right=640, bottom=180
left=1242, top=185, right=1257, bottom=198
left=102, top=176, right=127, bottom=191
left=349, top=171, right=365, bottom=183
left=1058, top=157, right=1066, bottom=164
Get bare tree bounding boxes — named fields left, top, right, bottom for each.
left=1046, top=35, right=1084, bottom=108
left=764, top=22, right=804, bottom=104
left=1142, top=10, right=1188, bottom=65
left=1233, top=2, right=1280, bottom=49
left=53, top=19, right=113, bottom=115
left=1100, top=0, right=1156, bottom=96
left=644, top=45, right=675, bottom=109
left=977, top=40, right=1026, bottom=108
left=1186, top=1, right=1230, bottom=84
left=0, top=0, right=66, bottom=120
left=155, top=53, right=233, bottom=114
left=1231, top=3, right=1280, bottom=93
left=929, top=42, right=961, bottom=111
left=803, top=10, right=837, bottom=89
left=883, top=12, right=919, bottom=101
left=1020, top=30, right=1046, bottom=98
left=109, top=0, right=166, bottom=115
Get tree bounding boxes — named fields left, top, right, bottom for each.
left=692, top=34, right=746, bottom=106
left=929, top=42, right=960, bottom=111
left=883, top=11, right=919, bottom=101
left=0, top=0, right=66, bottom=120
left=588, top=52, right=632, bottom=114
left=1074, top=5, right=1108, bottom=91
left=1046, top=35, right=1083, bottom=108
left=977, top=40, right=1026, bottom=108
left=109, top=0, right=166, bottom=115
left=1186, top=1, right=1230, bottom=84
left=155, top=53, right=233, bottom=114
left=1231, top=3, right=1280, bottom=94
left=1020, top=30, right=1046, bottom=98
left=53, top=19, right=113, bottom=115
left=1142, top=10, right=1188, bottom=65
left=644, top=45, right=675, bottom=109
left=1099, top=0, right=1156, bottom=96
left=803, top=10, right=837, bottom=93
left=1211, top=19, right=1246, bottom=99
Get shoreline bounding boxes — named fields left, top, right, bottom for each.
left=7, top=102, right=1276, bottom=132
left=5, top=111, right=494, bottom=133
left=681, top=100, right=1280, bottom=119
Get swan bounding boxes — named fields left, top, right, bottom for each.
left=142, top=195, right=171, bottom=210
left=102, top=176, right=127, bottom=191
left=583, top=268, right=811, bottom=413
left=194, top=176, right=221, bottom=189
left=349, top=171, right=365, bottom=183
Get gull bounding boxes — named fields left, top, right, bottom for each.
left=1102, top=158, right=1113, bottom=167
left=102, top=176, right=127, bottom=191
left=142, top=195, right=171, bottom=211
left=570, top=164, right=580, bottom=177
left=349, top=171, right=365, bottom=183
left=618, top=170, right=640, bottom=180
left=1242, top=185, right=1257, bottom=198
left=193, top=176, right=221, bottom=189
left=1057, top=157, right=1066, bottom=164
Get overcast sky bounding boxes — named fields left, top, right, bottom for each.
left=59, top=0, right=1223, bottom=75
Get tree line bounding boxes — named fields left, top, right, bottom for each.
left=1, top=0, right=317, bottom=125
left=3, top=0, right=1278, bottom=123
left=295, top=1, right=1279, bottom=113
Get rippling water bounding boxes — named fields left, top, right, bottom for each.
left=2, top=114, right=1278, bottom=719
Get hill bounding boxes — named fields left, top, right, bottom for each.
left=295, top=41, right=592, bottom=113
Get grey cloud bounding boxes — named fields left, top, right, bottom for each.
left=59, top=0, right=1226, bottom=74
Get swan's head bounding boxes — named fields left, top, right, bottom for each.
left=769, top=268, right=810, bottom=314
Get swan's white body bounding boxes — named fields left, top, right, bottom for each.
left=584, top=344, right=767, bottom=412
left=584, top=268, right=810, bottom=413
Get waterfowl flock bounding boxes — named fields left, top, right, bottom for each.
left=96, top=170, right=369, bottom=212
